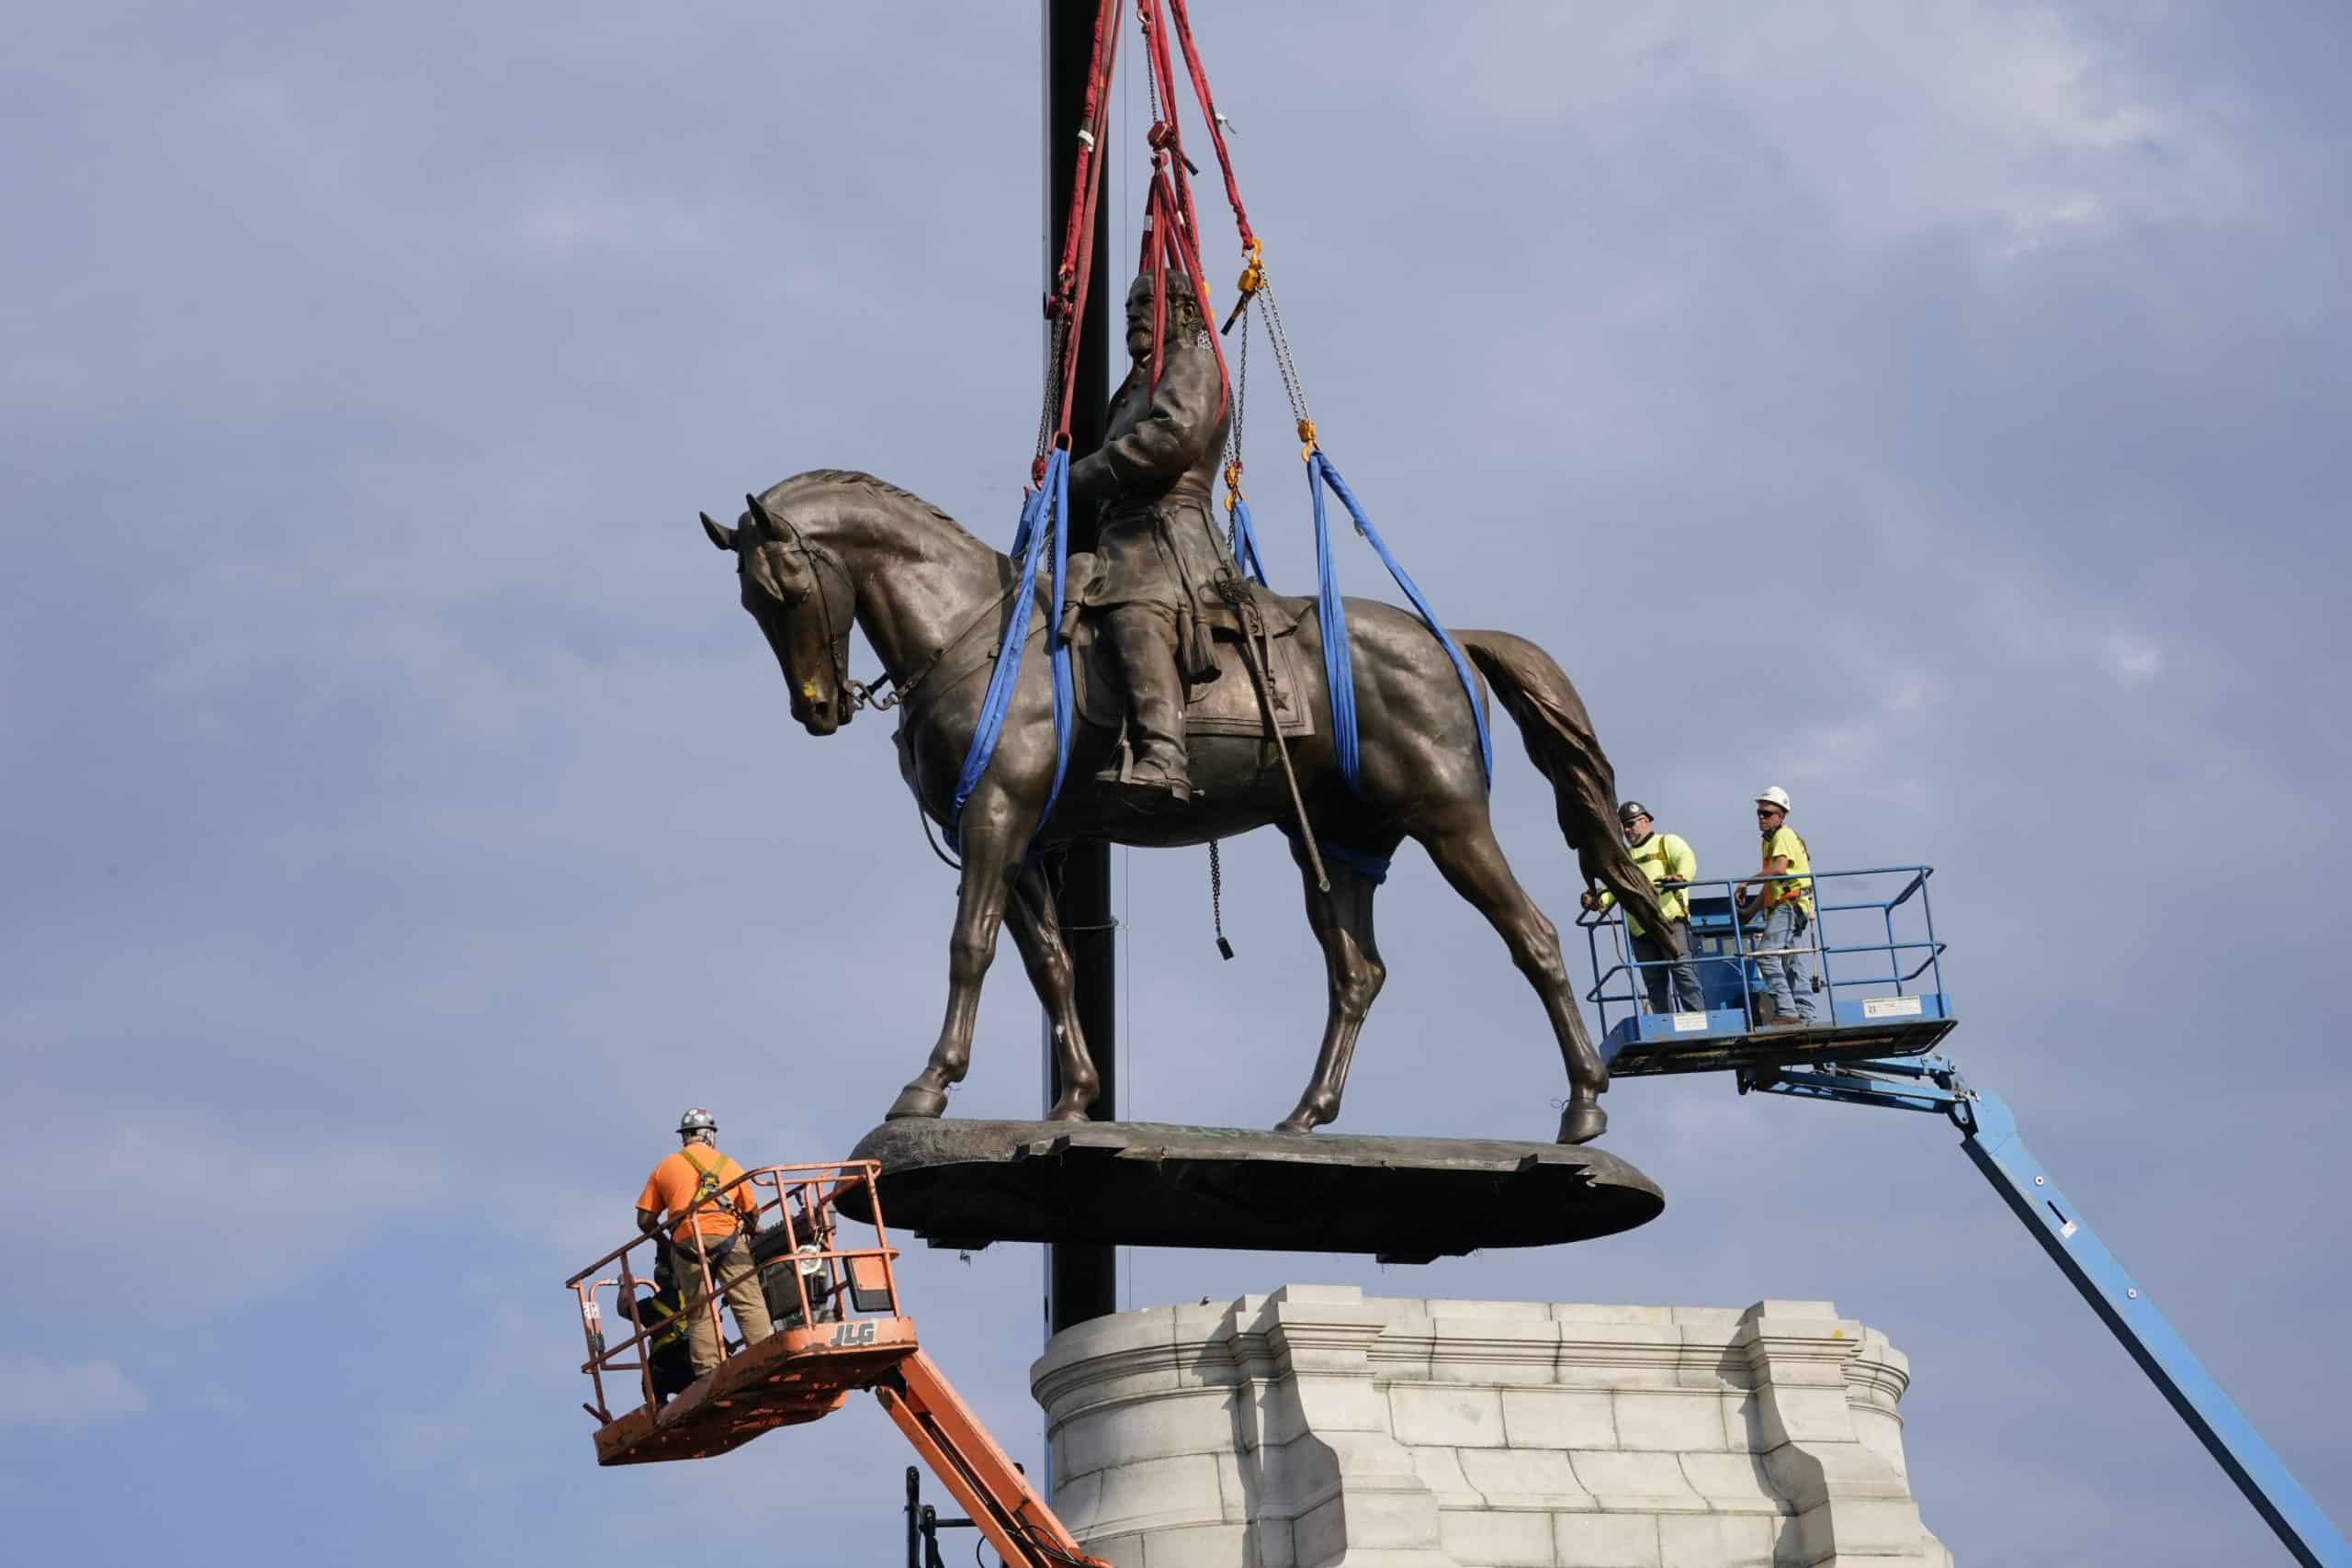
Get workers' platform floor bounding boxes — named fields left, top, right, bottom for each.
left=841, top=1118, right=1664, bottom=1264
left=1602, top=998, right=1957, bottom=1078
left=594, top=1317, right=918, bottom=1466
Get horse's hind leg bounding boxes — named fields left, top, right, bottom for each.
left=1416, top=816, right=1611, bottom=1145
left=1274, top=849, right=1387, bottom=1134
left=1003, top=862, right=1098, bottom=1122
left=887, top=816, right=1022, bottom=1121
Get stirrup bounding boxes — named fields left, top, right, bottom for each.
left=1105, top=771, right=1191, bottom=806
left=1092, top=739, right=1136, bottom=787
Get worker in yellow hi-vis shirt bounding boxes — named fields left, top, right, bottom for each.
left=1582, top=801, right=1703, bottom=1014
left=1736, top=786, right=1820, bottom=1027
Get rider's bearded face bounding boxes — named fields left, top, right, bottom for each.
left=1123, top=276, right=1194, bottom=361
left=1124, top=283, right=1156, bottom=359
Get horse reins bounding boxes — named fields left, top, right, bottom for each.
left=742, top=493, right=1037, bottom=724
left=853, top=575, right=1034, bottom=721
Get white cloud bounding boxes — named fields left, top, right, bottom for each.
left=0, top=1354, right=147, bottom=1430
left=1422, top=0, right=2239, bottom=259
left=0, top=1111, right=453, bottom=1305
left=1763, top=664, right=1946, bottom=810
left=502, top=169, right=733, bottom=263
left=2102, top=631, right=2163, bottom=680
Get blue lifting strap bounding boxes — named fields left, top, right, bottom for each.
left=1228, top=492, right=1272, bottom=586
left=949, top=447, right=1075, bottom=850
left=1306, top=449, right=1492, bottom=796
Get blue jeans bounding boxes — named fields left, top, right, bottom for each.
left=1754, top=903, right=1820, bottom=1022
left=1631, top=920, right=1704, bottom=1014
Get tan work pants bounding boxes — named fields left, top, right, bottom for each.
left=673, top=1231, right=773, bottom=1377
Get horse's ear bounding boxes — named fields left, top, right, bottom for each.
left=700, top=512, right=738, bottom=552
left=744, top=491, right=781, bottom=542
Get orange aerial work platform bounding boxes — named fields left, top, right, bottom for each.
left=567, top=1159, right=1107, bottom=1568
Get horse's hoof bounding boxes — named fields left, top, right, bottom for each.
left=1273, top=1093, right=1337, bottom=1135
left=1044, top=1094, right=1093, bottom=1123
left=1556, top=1102, right=1608, bottom=1145
left=886, top=1085, right=949, bottom=1121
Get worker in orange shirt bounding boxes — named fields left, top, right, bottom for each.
left=636, top=1107, right=773, bottom=1380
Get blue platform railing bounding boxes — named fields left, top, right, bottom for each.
left=1575, top=864, right=1951, bottom=1055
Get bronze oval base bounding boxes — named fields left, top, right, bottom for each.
left=840, top=1118, right=1665, bottom=1264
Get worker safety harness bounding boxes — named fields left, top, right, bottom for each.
left=950, top=0, right=1491, bottom=869
left=675, top=1145, right=743, bottom=1258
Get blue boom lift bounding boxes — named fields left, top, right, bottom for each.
left=1580, top=865, right=2348, bottom=1568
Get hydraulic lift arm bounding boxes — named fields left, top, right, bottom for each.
left=1745, top=1055, right=2349, bottom=1568
left=875, top=1348, right=1104, bottom=1568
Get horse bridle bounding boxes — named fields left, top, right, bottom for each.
left=742, top=492, right=869, bottom=720
left=741, top=491, right=1040, bottom=723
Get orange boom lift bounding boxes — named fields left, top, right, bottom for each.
left=566, top=1160, right=1106, bottom=1568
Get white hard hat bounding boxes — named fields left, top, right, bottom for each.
left=1755, top=786, right=1792, bottom=811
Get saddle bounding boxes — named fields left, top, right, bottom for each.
left=1059, top=553, right=1316, bottom=740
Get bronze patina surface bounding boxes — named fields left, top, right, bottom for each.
left=702, top=467, right=1672, bottom=1149
left=839, top=1118, right=1665, bottom=1264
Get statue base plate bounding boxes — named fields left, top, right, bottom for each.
left=840, top=1119, right=1664, bottom=1263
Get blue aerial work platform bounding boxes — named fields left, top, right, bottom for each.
left=1578, top=865, right=2348, bottom=1568
left=1583, top=864, right=1955, bottom=1077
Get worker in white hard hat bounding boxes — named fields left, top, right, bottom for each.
left=634, top=1107, right=772, bottom=1381
left=1582, top=800, right=1704, bottom=1015
left=1736, top=787, right=1820, bottom=1027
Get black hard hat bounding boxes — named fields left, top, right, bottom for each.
left=1618, top=800, right=1649, bottom=825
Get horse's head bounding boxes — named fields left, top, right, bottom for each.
left=701, top=491, right=857, bottom=736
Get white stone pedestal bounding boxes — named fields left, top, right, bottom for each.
left=1030, top=1285, right=1952, bottom=1568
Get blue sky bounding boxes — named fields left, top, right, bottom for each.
left=5, top=3, right=2346, bottom=1563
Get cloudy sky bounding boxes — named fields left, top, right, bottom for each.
left=6, top=2, right=2346, bottom=1563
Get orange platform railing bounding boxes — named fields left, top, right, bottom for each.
left=562, top=1157, right=1105, bottom=1568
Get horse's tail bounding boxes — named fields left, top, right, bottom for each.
left=1459, top=630, right=1675, bottom=952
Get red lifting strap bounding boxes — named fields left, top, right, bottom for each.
left=1042, top=0, right=1123, bottom=464
left=1135, top=0, right=1231, bottom=420
left=1162, top=0, right=1255, bottom=253
left=1039, top=0, right=1254, bottom=454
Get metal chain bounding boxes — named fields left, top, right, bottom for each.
left=1138, top=1, right=1164, bottom=127
left=1223, top=304, right=1250, bottom=553
left=1229, top=304, right=1250, bottom=461
left=1209, top=839, right=1234, bottom=959
left=1256, top=277, right=1313, bottom=431
left=1035, top=314, right=1068, bottom=461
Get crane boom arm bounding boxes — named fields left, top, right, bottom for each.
left=875, top=1348, right=1106, bottom=1568
left=1747, top=1055, right=2348, bottom=1568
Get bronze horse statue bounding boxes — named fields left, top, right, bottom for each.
left=701, top=469, right=1668, bottom=1144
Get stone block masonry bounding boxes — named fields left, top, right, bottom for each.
left=1031, top=1287, right=1952, bottom=1568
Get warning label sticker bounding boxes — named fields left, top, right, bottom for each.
left=1671, top=1011, right=1710, bottom=1032
left=1862, top=996, right=1925, bottom=1019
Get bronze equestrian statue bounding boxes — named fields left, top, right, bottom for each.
left=697, top=281, right=1670, bottom=1146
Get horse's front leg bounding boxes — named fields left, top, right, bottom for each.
left=1003, top=863, right=1097, bottom=1122
left=886, top=808, right=1026, bottom=1121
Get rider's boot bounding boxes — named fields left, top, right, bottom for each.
left=1102, top=605, right=1192, bottom=804
left=1125, top=687, right=1191, bottom=802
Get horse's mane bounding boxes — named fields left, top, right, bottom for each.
left=773, top=468, right=980, bottom=546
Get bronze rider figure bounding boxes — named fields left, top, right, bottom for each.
left=1069, top=269, right=1234, bottom=804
